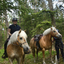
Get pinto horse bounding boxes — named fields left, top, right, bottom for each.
left=7, top=29, right=31, bottom=64
left=30, top=27, right=62, bottom=64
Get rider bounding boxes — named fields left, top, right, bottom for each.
left=53, top=29, right=64, bottom=61
left=2, top=18, right=21, bottom=59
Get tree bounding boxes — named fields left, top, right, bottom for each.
left=47, top=0, right=55, bottom=26
left=27, top=0, right=47, bottom=12
left=0, top=0, right=18, bottom=37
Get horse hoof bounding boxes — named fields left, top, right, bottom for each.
left=34, top=60, right=36, bottom=63
left=43, top=62, right=46, bottom=64
left=52, top=61, right=54, bottom=64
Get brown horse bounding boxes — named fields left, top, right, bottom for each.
left=7, top=29, right=31, bottom=64
left=30, top=27, right=62, bottom=64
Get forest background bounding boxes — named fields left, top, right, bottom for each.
left=0, top=0, right=64, bottom=64
left=0, top=0, right=64, bottom=47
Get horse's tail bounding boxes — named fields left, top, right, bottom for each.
left=30, top=37, right=36, bottom=57
left=30, top=37, right=34, bottom=49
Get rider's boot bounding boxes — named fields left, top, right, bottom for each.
left=2, top=52, right=8, bottom=59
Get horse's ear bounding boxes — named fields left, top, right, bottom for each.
left=51, top=27, right=52, bottom=30
left=18, top=29, right=21, bottom=36
left=54, top=26, right=56, bottom=28
left=24, top=30, right=26, bottom=32
left=19, top=29, right=21, bottom=34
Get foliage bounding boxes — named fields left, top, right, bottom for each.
left=55, top=18, right=64, bottom=23
left=31, top=20, right=51, bottom=37
left=56, top=22, right=64, bottom=42
left=0, top=0, right=14, bottom=15
left=0, top=1, right=64, bottom=64
left=20, top=10, right=53, bottom=42
left=0, top=0, right=64, bottom=45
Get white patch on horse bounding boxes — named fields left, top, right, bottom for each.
left=11, top=52, right=15, bottom=57
left=43, top=27, right=57, bottom=36
left=7, top=30, right=27, bottom=46
left=10, top=50, right=19, bottom=57
left=19, top=30, right=27, bottom=40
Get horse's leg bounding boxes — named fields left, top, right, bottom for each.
left=54, top=55, right=58, bottom=64
left=21, top=54, right=25, bottom=64
left=18, top=55, right=25, bottom=64
left=16, top=58, right=19, bottom=64
left=36, top=49, right=38, bottom=60
left=42, top=48, right=46, bottom=64
left=32, top=47, right=36, bottom=62
left=49, top=49, right=54, bottom=64
left=18, top=57, right=22, bottom=64
left=8, top=57, right=14, bottom=64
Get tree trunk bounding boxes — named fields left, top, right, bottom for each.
left=51, top=14, right=55, bottom=25
left=4, top=10, right=9, bottom=38
left=48, top=0, right=56, bottom=26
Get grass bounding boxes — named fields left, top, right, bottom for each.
left=0, top=48, right=64, bottom=64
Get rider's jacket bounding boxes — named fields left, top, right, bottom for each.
left=9, top=24, right=21, bottom=34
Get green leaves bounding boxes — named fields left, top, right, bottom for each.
left=20, top=10, right=52, bottom=42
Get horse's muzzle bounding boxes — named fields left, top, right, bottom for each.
left=56, top=34, right=62, bottom=39
left=24, top=47, right=31, bottom=54
left=58, top=34, right=62, bottom=38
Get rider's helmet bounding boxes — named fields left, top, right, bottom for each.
left=12, top=18, right=18, bottom=22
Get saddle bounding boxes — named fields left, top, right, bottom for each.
left=34, top=34, right=43, bottom=49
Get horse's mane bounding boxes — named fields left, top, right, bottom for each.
left=43, top=27, right=56, bottom=36
left=7, top=30, right=27, bottom=46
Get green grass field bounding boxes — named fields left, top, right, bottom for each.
left=0, top=48, right=64, bottom=64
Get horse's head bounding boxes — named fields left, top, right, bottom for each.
left=17, top=29, right=31, bottom=54
left=50, top=27, right=62, bottom=38
left=43, top=27, right=62, bottom=38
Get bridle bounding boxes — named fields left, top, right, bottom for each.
left=12, top=40, right=26, bottom=47
left=17, top=40, right=26, bottom=47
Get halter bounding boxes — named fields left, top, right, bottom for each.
left=12, top=40, right=26, bottom=47
left=17, top=41, right=26, bottom=47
